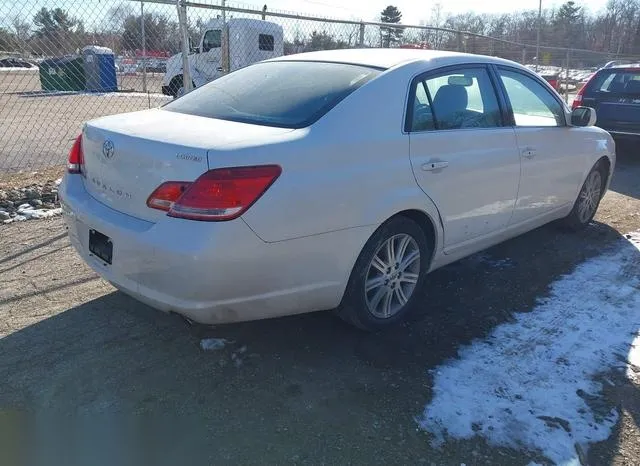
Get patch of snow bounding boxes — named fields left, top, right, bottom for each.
left=418, top=232, right=640, bottom=465
left=100, top=91, right=170, bottom=99
left=629, top=330, right=640, bottom=383
left=0, top=67, right=39, bottom=72
left=21, top=208, right=62, bottom=219
left=200, top=338, right=228, bottom=351
left=15, top=206, right=62, bottom=219
left=55, top=178, right=63, bottom=186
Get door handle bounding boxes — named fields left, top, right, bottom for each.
left=421, top=161, right=449, bottom=171
left=521, top=147, right=537, bottom=159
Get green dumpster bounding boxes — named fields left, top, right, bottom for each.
left=39, top=56, right=85, bottom=92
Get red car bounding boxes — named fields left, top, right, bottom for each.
left=540, top=73, right=560, bottom=91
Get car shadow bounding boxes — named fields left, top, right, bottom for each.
left=0, top=222, right=637, bottom=465
left=609, top=141, right=640, bottom=200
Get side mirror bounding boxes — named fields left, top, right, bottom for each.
left=571, top=106, right=597, bottom=127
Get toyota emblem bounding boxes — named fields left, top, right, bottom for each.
left=102, top=140, right=115, bottom=159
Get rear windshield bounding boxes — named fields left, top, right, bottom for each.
left=163, top=61, right=382, bottom=128
left=587, top=69, right=640, bottom=96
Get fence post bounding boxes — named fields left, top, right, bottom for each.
left=176, top=0, right=192, bottom=94
left=564, top=49, right=571, bottom=103
left=522, top=47, right=527, bottom=65
left=262, top=4, right=267, bottom=20
left=358, top=23, right=365, bottom=47
left=221, top=0, right=230, bottom=74
left=140, top=0, right=147, bottom=94
left=457, top=32, right=462, bottom=52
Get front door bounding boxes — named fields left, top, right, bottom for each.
left=408, top=65, right=521, bottom=249
left=193, top=29, right=222, bottom=83
left=495, top=66, right=584, bottom=224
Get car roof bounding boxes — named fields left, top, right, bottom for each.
left=268, top=48, right=521, bottom=70
left=601, top=64, right=640, bottom=71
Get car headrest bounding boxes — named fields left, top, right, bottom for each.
left=432, top=84, right=469, bottom=116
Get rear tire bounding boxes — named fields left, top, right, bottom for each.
left=561, top=162, right=607, bottom=231
left=336, top=216, right=431, bottom=332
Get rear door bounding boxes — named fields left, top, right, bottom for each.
left=408, top=65, right=521, bottom=250
left=582, top=68, right=640, bottom=136
left=495, top=66, right=584, bottom=225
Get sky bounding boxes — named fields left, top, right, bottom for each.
left=260, top=0, right=611, bottom=23
left=2, top=0, right=614, bottom=30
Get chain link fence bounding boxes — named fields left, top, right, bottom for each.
left=1, top=0, right=639, bottom=176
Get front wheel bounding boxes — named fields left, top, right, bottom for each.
left=336, top=216, right=431, bottom=332
left=561, top=163, right=607, bottom=231
left=168, top=75, right=195, bottom=98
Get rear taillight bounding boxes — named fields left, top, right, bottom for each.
left=146, top=181, right=192, bottom=211
left=67, top=134, right=84, bottom=174
left=572, top=73, right=597, bottom=110
left=147, top=165, right=282, bottom=221
left=571, top=91, right=583, bottom=110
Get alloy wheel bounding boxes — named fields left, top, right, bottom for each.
left=364, top=233, right=421, bottom=319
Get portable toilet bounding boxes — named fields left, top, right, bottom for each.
left=82, top=46, right=117, bottom=92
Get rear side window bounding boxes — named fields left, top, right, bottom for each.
left=163, top=61, right=382, bottom=128
left=408, top=67, right=502, bottom=132
left=588, top=69, right=640, bottom=96
left=259, top=34, right=274, bottom=51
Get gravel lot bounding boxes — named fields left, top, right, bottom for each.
left=0, top=71, right=170, bottom=174
left=0, top=147, right=638, bottom=465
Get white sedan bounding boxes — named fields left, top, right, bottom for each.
left=60, top=49, right=615, bottom=331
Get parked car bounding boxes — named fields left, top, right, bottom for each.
left=60, top=49, right=615, bottom=331
left=0, top=57, right=37, bottom=68
left=572, top=63, right=640, bottom=142
left=540, top=72, right=560, bottom=91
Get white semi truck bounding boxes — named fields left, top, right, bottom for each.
left=162, top=18, right=284, bottom=97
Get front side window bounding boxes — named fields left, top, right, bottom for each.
left=409, top=67, right=502, bottom=132
left=498, top=69, right=565, bottom=127
left=259, top=34, right=275, bottom=51
left=163, top=61, right=381, bottom=128
left=202, top=30, right=221, bottom=52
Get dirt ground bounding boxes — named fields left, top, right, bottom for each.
left=0, top=148, right=639, bottom=466
left=0, top=71, right=170, bottom=174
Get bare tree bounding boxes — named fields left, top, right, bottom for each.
left=11, top=15, right=30, bottom=54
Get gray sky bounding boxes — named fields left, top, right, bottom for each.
left=0, top=0, right=612, bottom=31
left=267, top=0, right=610, bottom=23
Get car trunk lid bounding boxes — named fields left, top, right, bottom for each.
left=81, top=108, right=292, bottom=222
left=594, top=96, right=640, bottom=133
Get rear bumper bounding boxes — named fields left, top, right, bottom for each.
left=59, top=174, right=365, bottom=324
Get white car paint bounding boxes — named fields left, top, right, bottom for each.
left=60, top=49, right=616, bottom=325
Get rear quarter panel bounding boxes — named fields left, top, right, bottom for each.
left=230, top=64, right=444, bottom=245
